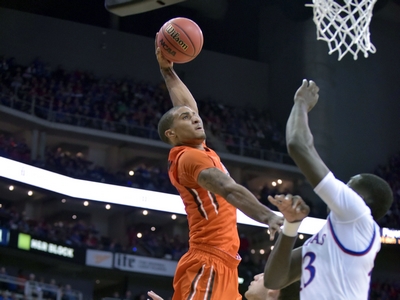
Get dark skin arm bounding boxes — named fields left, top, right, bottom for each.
left=263, top=194, right=310, bottom=289
left=197, top=167, right=283, bottom=240
left=155, top=34, right=198, bottom=113
left=286, top=79, right=330, bottom=188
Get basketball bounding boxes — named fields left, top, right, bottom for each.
left=157, top=17, right=204, bottom=64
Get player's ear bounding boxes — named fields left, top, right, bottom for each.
left=165, top=129, right=175, bottom=140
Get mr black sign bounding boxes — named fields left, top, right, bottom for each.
left=14, top=232, right=84, bottom=263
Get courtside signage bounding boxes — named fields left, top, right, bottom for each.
left=17, top=233, right=74, bottom=258
left=114, top=253, right=177, bottom=277
left=86, top=249, right=113, bottom=269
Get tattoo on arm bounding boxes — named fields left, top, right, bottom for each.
left=161, top=67, right=175, bottom=79
left=197, top=168, right=234, bottom=198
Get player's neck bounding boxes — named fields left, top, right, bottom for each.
left=177, top=140, right=205, bottom=150
left=187, top=142, right=204, bottom=150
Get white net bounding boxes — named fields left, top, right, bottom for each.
left=306, top=0, right=378, bottom=60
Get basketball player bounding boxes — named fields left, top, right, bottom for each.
left=263, top=80, right=393, bottom=299
left=244, top=274, right=280, bottom=300
left=155, top=37, right=283, bottom=300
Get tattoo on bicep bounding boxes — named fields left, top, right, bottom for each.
left=199, top=168, right=228, bottom=194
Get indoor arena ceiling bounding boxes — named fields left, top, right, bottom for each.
left=0, top=0, right=397, bottom=61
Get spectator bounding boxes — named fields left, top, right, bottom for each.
left=24, top=273, right=42, bottom=299
left=61, top=284, right=77, bottom=300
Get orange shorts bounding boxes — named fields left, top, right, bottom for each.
left=172, top=244, right=242, bottom=300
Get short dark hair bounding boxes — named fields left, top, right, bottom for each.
left=157, top=106, right=184, bottom=144
left=351, top=173, right=393, bottom=221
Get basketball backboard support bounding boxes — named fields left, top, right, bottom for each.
left=105, top=0, right=186, bottom=17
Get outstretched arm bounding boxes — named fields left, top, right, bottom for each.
left=263, top=194, right=310, bottom=289
left=197, top=168, right=283, bottom=240
left=286, top=79, right=329, bottom=188
left=155, top=35, right=198, bottom=113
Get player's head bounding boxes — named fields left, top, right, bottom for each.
left=347, top=173, right=393, bottom=221
left=245, top=274, right=280, bottom=300
left=158, top=105, right=206, bottom=146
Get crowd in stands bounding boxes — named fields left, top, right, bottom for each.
left=0, top=55, right=287, bottom=160
left=0, top=139, right=399, bottom=298
left=0, top=204, right=188, bottom=262
left=374, top=151, right=400, bottom=230
left=370, top=280, right=400, bottom=300
left=0, top=266, right=81, bottom=300
left=0, top=132, right=176, bottom=195
left=0, top=55, right=400, bottom=298
left=2, top=127, right=400, bottom=229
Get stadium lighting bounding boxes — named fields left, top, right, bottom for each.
left=0, top=156, right=397, bottom=242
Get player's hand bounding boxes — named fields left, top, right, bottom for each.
left=268, top=194, right=310, bottom=223
left=155, top=33, right=173, bottom=70
left=268, top=212, right=283, bottom=241
left=294, top=79, right=319, bottom=112
left=267, top=213, right=284, bottom=241
left=148, top=290, right=164, bottom=300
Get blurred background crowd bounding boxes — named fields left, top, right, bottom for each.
left=0, top=55, right=399, bottom=300
left=0, top=55, right=286, bottom=160
left=0, top=55, right=399, bottom=228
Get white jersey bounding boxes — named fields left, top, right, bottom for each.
left=300, top=172, right=381, bottom=300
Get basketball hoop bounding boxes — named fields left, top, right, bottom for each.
left=306, top=0, right=378, bottom=61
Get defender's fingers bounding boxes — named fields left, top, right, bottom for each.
left=268, top=195, right=279, bottom=205
left=284, top=194, right=293, bottom=202
left=309, top=80, right=319, bottom=93
left=269, top=228, right=277, bottom=241
left=292, top=195, right=303, bottom=208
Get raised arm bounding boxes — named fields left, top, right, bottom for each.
left=263, top=194, right=309, bottom=289
left=155, top=35, right=198, bottom=113
left=286, top=79, right=330, bottom=188
left=197, top=167, right=283, bottom=240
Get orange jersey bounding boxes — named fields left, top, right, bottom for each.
left=168, top=143, right=240, bottom=258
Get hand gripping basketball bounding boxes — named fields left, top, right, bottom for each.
left=155, top=33, right=173, bottom=69
left=156, top=17, right=204, bottom=64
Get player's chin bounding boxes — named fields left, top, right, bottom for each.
left=195, top=131, right=206, bottom=140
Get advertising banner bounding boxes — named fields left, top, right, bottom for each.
left=85, top=249, right=113, bottom=269
left=114, top=253, right=177, bottom=277
left=8, top=231, right=85, bottom=263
